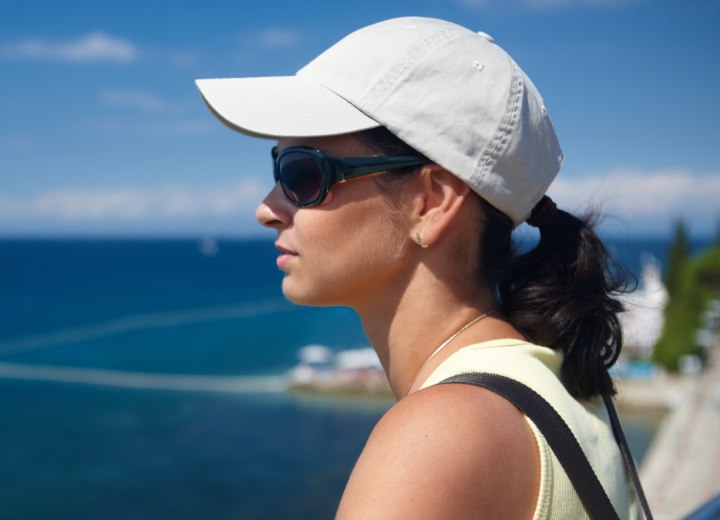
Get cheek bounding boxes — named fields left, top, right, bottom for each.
left=331, top=208, right=408, bottom=285
left=287, top=202, right=408, bottom=305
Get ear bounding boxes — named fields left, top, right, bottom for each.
left=410, top=165, right=471, bottom=247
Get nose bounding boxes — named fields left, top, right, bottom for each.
left=256, top=183, right=293, bottom=229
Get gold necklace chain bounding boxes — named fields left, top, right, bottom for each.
left=406, top=311, right=494, bottom=396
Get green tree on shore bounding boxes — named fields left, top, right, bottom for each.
left=654, top=233, right=720, bottom=371
left=665, top=220, right=690, bottom=299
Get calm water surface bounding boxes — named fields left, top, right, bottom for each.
left=0, top=237, right=698, bottom=518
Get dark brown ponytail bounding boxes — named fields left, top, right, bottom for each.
left=482, top=198, right=631, bottom=399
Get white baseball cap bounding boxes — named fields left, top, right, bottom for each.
left=196, top=16, right=563, bottom=225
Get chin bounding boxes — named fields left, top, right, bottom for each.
left=281, top=278, right=342, bottom=307
left=281, top=279, right=321, bottom=306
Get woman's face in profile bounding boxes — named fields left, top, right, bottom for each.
left=256, top=134, right=412, bottom=310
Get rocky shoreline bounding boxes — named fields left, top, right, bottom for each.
left=636, top=345, right=720, bottom=519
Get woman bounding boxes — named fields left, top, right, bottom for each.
left=197, top=17, right=639, bottom=519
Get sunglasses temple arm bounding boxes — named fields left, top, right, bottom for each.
left=338, top=157, right=430, bottom=180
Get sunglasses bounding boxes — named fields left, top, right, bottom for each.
left=271, top=146, right=430, bottom=207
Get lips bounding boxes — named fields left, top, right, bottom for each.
left=275, top=243, right=298, bottom=269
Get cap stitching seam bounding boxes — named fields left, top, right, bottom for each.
left=476, top=58, right=522, bottom=182
left=360, top=28, right=459, bottom=106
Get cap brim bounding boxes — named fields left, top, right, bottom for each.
left=195, top=76, right=380, bottom=139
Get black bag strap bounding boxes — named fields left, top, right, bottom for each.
left=440, top=372, right=620, bottom=520
left=603, top=393, right=654, bottom=520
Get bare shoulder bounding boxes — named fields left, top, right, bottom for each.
left=336, top=383, right=540, bottom=520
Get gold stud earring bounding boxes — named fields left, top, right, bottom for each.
left=415, top=231, right=429, bottom=248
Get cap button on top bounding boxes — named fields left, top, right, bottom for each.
left=476, top=31, right=495, bottom=43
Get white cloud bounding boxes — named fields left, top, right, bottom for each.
left=166, top=50, right=198, bottom=67
left=0, top=32, right=138, bottom=63
left=548, top=168, right=720, bottom=235
left=256, top=27, right=301, bottom=49
left=140, top=120, right=216, bottom=136
left=459, top=0, right=644, bottom=10
left=2, top=168, right=717, bottom=237
left=0, top=180, right=267, bottom=222
left=523, top=0, right=643, bottom=9
left=99, top=90, right=177, bottom=114
left=457, top=0, right=498, bottom=6
left=86, top=118, right=216, bottom=137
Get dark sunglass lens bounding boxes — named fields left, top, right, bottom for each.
left=278, top=152, right=322, bottom=204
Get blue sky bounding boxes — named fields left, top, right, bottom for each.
left=1, top=0, right=718, bottom=239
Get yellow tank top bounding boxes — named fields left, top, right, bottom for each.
left=420, top=339, right=639, bottom=520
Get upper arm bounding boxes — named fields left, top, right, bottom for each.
left=336, top=383, right=540, bottom=520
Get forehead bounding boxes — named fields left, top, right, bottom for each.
left=276, top=133, right=374, bottom=156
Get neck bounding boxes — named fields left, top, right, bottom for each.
left=355, top=262, right=500, bottom=399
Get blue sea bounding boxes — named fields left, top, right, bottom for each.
left=0, top=237, right=708, bottom=518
